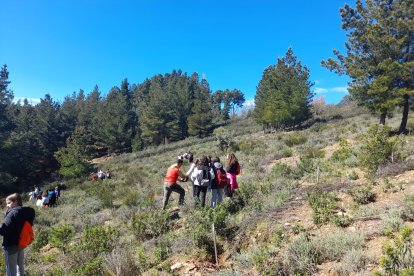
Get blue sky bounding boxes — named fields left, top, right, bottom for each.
left=0, top=0, right=353, bottom=106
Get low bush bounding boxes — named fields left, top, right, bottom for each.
left=131, top=210, right=170, bottom=241
left=347, top=184, right=376, bottom=204
left=402, top=195, right=414, bottom=222
left=284, top=133, right=307, bottom=147
left=80, top=226, right=119, bottom=257
left=378, top=226, right=414, bottom=275
left=49, top=224, right=75, bottom=254
left=31, top=228, right=49, bottom=252
left=308, top=188, right=338, bottom=225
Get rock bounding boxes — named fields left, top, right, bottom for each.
left=284, top=222, right=291, bottom=226
left=171, top=262, right=183, bottom=271
left=185, top=263, right=196, bottom=272
left=349, top=226, right=356, bottom=232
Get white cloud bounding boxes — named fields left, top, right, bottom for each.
left=244, top=99, right=255, bottom=108
left=314, top=86, right=348, bottom=94
left=13, top=97, right=41, bottom=105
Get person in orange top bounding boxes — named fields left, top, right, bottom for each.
left=163, top=159, right=187, bottom=210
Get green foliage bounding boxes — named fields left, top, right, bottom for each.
left=31, top=229, right=49, bottom=252
left=54, top=126, right=92, bottom=177
left=80, top=226, right=119, bottom=257
left=402, top=195, right=414, bottom=222
left=254, top=48, right=314, bottom=130
left=49, top=224, right=75, bottom=254
left=89, top=184, right=113, bottom=208
left=71, top=257, right=104, bottom=276
left=214, top=127, right=239, bottom=153
left=347, top=184, right=376, bottom=205
left=359, top=125, right=396, bottom=176
left=131, top=210, right=170, bottom=241
left=308, top=188, right=338, bottom=225
left=379, top=226, right=414, bottom=275
left=284, top=133, right=307, bottom=147
left=322, top=0, right=414, bottom=129
left=347, top=170, right=359, bottom=180
left=153, top=237, right=172, bottom=265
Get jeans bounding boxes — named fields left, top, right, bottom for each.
left=194, top=185, right=208, bottom=207
left=3, top=246, right=24, bottom=276
left=211, top=188, right=223, bottom=208
left=163, top=183, right=185, bottom=210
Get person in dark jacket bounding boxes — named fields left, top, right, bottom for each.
left=0, top=193, right=35, bottom=276
left=224, top=152, right=240, bottom=197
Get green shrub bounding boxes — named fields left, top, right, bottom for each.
left=153, top=237, right=172, bottom=266
left=49, top=224, right=75, bottom=254
left=308, top=188, right=338, bottom=225
left=31, top=229, right=49, bottom=252
left=379, top=226, right=414, bottom=275
left=80, top=226, right=119, bottom=257
left=347, top=184, right=376, bottom=204
left=382, top=209, right=405, bottom=235
left=71, top=257, right=104, bottom=276
left=284, top=133, right=307, bottom=147
left=358, top=124, right=400, bottom=177
left=89, top=184, right=113, bottom=208
left=302, top=147, right=325, bottom=159
left=131, top=210, right=169, bottom=241
left=402, top=195, right=414, bottom=222
left=347, top=170, right=359, bottom=180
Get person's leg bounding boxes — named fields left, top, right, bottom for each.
left=4, top=247, right=18, bottom=276
left=200, top=186, right=208, bottom=207
left=193, top=185, right=200, bottom=207
left=171, top=184, right=185, bottom=206
left=217, top=188, right=223, bottom=205
left=17, top=249, right=24, bottom=276
left=163, top=184, right=173, bottom=210
left=211, top=188, right=217, bottom=208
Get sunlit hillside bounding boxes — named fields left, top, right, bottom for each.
left=2, top=101, right=414, bottom=276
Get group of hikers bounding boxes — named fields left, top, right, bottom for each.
left=163, top=152, right=241, bottom=210
left=28, top=185, right=61, bottom=208
left=90, top=168, right=112, bottom=181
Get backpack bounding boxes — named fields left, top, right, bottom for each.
left=198, top=167, right=210, bottom=186
left=18, top=221, right=34, bottom=249
left=236, top=163, right=241, bottom=175
left=216, top=168, right=228, bottom=188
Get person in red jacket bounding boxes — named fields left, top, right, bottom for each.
left=0, top=193, right=35, bottom=276
left=163, top=159, right=188, bottom=210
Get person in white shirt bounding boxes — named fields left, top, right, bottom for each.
left=190, top=156, right=215, bottom=207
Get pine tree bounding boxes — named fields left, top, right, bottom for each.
left=188, top=77, right=214, bottom=137
left=254, top=48, right=314, bottom=131
left=322, top=0, right=414, bottom=131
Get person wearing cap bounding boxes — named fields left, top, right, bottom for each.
left=163, top=159, right=188, bottom=210
left=211, top=158, right=225, bottom=207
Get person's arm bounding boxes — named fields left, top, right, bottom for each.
left=0, top=211, right=14, bottom=237
left=185, top=163, right=196, bottom=177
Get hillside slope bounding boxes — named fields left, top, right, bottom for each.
left=2, top=104, right=414, bottom=275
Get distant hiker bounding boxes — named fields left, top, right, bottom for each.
left=28, top=191, right=36, bottom=204
left=90, top=172, right=98, bottom=181
left=54, top=186, right=61, bottom=200
left=48, top=190, right=57, bottom=207
left=97, top=169, right=104, bottom=180
left=163, top=159, right=188, bottom=210
left=191, top=156, right=215, bottom=207
left=211, top=158, right=228, bottom=207
left=104, top=169, right=111, bottom=179
left=41, top=192, right=50, bottom=207
left=225, top=152, right=241, bottom=197
left=34, top=186, right=40, bottom=197
left=35, top=194, right=43, bottom=208
left=0, top=193, right=35, bottom=276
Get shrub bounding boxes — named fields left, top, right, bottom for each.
left=402, top=195, right=414, bottom=221
left=358, top=124, right=400, bottom=177
left=379, top=226, right=414, bottom=275
left=49, top=224, right=75, bottom=254
left=284, top=133, right=307, bottom=147
left=302, top=147, right=325, bottom=159
left=382, top=209, right=405, bottom=235
left=153, top=237, right=172, bottom=266
left=131, top=210, right=169, bottom=241
left=102, top=247, right=138, bottom=275
left=308, top=188, right=338, bottom=225
left=347, top=184, right=376, bottom=204
left=347, top=170, right=359, bottom=180
left=71, top=257, right=104, bottom=276
left=80, top=226, right=119, bottom=257
left=89, top=184, right=114, bottom=208
left=31, top=228, right=49, bottom=252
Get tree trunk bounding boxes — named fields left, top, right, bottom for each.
left=399, top=94, right=409, bottom=134
left=379, top=112, right=387, bottom=125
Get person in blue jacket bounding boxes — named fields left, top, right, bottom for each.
left=0, top=193, right=35, bottom=276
